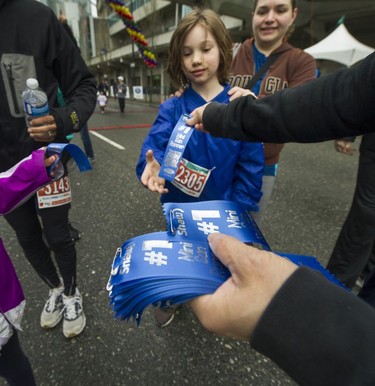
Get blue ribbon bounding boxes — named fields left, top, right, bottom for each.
left=107, top=200, right=347, bottom=325
left=46, top=143, right=92, bottom=177
left=159, top=114, right=194, bottom=181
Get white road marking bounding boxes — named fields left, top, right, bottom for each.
left=90, top=131, right=125, bottom=150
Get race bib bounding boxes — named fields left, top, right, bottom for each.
left=37, top=175, right=72, bottom=208
left=172, top=158, right=211, bottom=197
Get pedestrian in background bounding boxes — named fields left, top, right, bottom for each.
left=115, top=76, right=127, bottom=113
left=97, top=91, right=108, bottom=114
left=0, top=0, right=96, bottom=338
left=97, top=78, right=109, bottom=96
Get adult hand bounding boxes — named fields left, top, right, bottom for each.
left=334, top=140, right=355, bottom=155
left=227, top=86, right=257, bottom=102
left=27, top=115, right=57, bottom=142
left=189, top=233, right=298, bottom=341
left=186, top=103, right=210, bottom=132
left=140, top=149, right=168, bottom=194
left=169, top=87, right=184, bottom=99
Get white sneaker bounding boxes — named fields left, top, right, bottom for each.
left=62, top=288, right=86, bottom=338
left=40, top=286, right=64, bottom=328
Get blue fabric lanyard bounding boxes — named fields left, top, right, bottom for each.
left=252, top=43, right=268, bottom=96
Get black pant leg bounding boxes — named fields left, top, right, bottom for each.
left=4, top=197, right=60, bottom=288
left=39, top=203, right=77, bottom=296
left=327, top=153, right=375, bottom=288
left=119, top=98, right=125, bottom=112
left=0, top=331, right=36, bottom=386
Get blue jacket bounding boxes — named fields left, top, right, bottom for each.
left=136, top=85, right=264, bottom=211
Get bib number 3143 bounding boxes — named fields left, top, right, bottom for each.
left=37, top=175, right=72, bottom=208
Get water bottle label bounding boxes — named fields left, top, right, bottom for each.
left=24, top=101, right=49, bottom=118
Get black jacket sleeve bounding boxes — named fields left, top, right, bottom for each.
left=47, top=13, right=96, bottom=137
left=251, top=267, right=375, bottom=386
left=202, top=52, right=375, bottom=143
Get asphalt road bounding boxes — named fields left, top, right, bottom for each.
left=0, top=98, right=359, bottom=386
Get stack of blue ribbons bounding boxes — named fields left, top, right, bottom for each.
left=107, top=200, right=344, bottom=324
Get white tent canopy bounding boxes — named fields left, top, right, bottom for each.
left=304, top=24, right=374, bottom=67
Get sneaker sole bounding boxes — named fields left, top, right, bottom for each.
left=40, top=313, right=63, bottom=329
left=156, top=312, right=175, bottom=328
left=63, top=314, right=86, bottom=338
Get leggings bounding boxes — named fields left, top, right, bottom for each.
left=0, top=331, right=36, bottom=386
left=4, top=196, right=77, bottom=296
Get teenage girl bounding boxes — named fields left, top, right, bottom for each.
left=229, top=0, right=316, bottom=224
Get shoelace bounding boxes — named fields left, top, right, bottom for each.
left=46, top=289, right=62, bottom=312
left=63, top=296, right=81, bottom=320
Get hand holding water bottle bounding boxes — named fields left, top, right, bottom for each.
left=22, top=78, right=57, bottom=142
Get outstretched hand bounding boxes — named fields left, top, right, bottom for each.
left=140, top=149, right=169, bottom=194
left=189, top=233, right=298, bottom=341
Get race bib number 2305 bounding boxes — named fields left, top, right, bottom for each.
left=172, top=158, right=211, bottom=197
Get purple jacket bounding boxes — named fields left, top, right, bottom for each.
left=0, top=149, right=50, bottom=348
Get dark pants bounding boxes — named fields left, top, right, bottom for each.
left=358, top=268, right=375, bottom=307
left=4, top=196, right=77, bottom=296
left=0, top=331, right=36, bottom=386
left=326, top=149, right=375, bottom=288
left=118, top=97, right=125, bottom=113
left=79, top=123, right=94, bottom=159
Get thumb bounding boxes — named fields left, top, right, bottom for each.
left=145, top=149, right=154, bottom=163
left=208, top=233, right=258, bottom=283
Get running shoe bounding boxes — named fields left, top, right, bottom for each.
left=62, top=288, right=86, bottom=338
left=40, top=286, right=64, bottom=328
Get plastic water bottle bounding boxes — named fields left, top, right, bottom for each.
left=22, top=78, right=49, bottom=126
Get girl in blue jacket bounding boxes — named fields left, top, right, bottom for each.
left=136, top=9, right=264, bottom=213
left=136, top=9, right=264, bottom=327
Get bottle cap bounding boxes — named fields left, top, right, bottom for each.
left=26, top=78, right=39, bottom=89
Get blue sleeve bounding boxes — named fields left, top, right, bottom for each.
left=231, top=141, right=264, bottom=211
left=135, top=99, right=179, bottom=180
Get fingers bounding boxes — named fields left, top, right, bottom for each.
left=190, top=234, right=298, bottom=341
left=227, top=87, right=256, bottom=102
left=145, top=149, right=154, bottom=162
left=44, top=155, right=57, bottom=168
left=186, top=106, right=207, bottom=132
left=208, top=233, right=256, bottom=281
left=141, top=151, right=169, bottom=194
left=334, top=140, right=355, bottom=155
left=27, top=115, right=57, bottom=142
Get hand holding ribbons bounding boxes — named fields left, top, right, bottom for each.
left=107, top=200, right=345, bottom=325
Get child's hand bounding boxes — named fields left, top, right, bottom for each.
left=141, top=149, right=169, bottom=194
